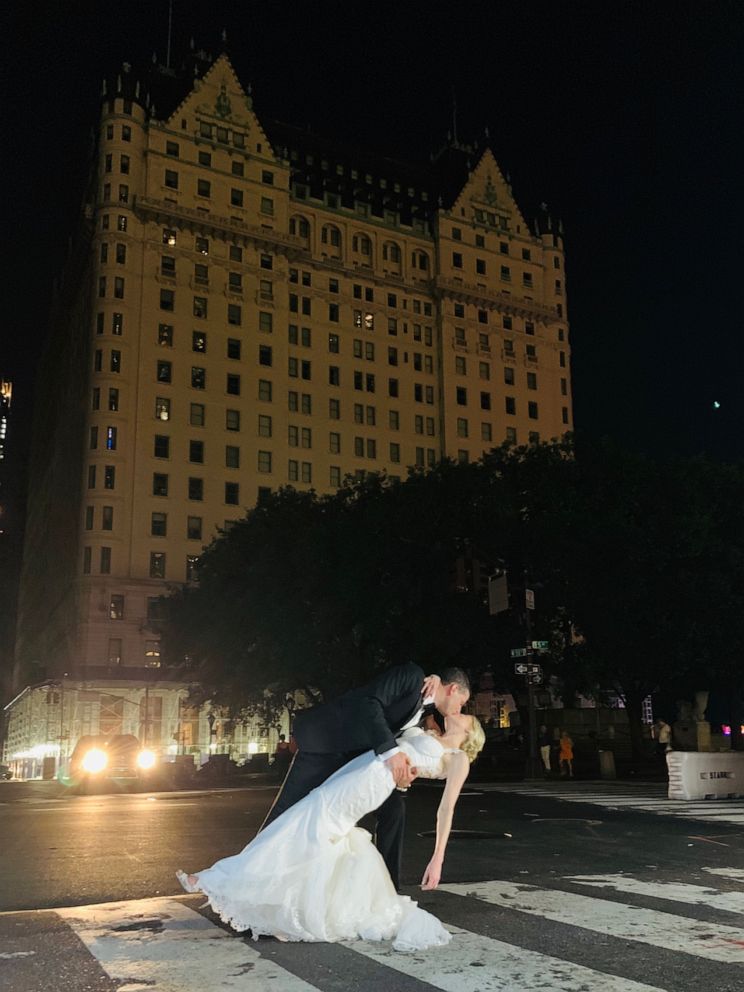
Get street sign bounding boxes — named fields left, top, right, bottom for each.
left=527, top=663, right=542, bottom=675
left=510, top=647, right=527, bottom=657
left=514, top=663, right=529, bottom=674
left=525, top=588, right=535, bottom=610
left=528, top=673, right=543, bottom=684
left=531, top=640, right=548, bottom=650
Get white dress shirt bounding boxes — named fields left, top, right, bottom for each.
left=377, top=694, right=435, bottom=763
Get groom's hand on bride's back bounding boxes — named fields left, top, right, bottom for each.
left=385, top=751, right=417, bottom=788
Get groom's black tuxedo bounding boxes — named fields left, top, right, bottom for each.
left=262, top=662, right=427, bottom=889
left=292, top=661, right=426, bottom=756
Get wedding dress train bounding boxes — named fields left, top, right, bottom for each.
left=181, top=728, right=454, bottom=951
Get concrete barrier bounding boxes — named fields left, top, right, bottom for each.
left=667, top=750, right=744, bottom=800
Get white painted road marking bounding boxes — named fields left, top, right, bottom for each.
left=58, top=897, right=321, bottom=992
left=566, top=873, right=744, bottom=915
left=440, top=879, right=744, bottom=963
left=351, top=924, right=662, bottom=992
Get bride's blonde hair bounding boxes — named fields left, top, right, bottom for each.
left=460, top=716, right=485, bottom=763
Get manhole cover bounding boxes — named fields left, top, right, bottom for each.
left=417, top=829, right=507, bottom=840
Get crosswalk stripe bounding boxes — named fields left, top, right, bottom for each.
left=58, top=897, right=321, bottom=991
left=566, top=873, right=744, bottom=915
left=704, top=867, right=744, bottom=881
left=439, top=880, right=744, bottom=963
left=349, top=924, right=662, bottom=991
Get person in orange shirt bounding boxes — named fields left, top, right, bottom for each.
left=559, top=730, right=574, bottom=778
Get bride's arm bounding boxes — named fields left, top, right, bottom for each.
left=420, top=751, right=470, bottom=890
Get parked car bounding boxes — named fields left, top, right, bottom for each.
left=0, top=764, right=12, bottom=780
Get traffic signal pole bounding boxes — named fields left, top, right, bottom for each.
left=524, top=586, right=540, bottom=779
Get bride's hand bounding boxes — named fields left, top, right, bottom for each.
left=422, top=674, right=441, bottom=700
left=420, top=855, right=443, bottom=890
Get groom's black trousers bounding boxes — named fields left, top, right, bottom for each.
left=260, top=750, right=407, bottom=890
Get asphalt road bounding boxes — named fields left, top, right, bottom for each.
left=2, top=778, right=744, bottom=913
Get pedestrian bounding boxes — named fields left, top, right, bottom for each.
left=273, top=733, right=292, bottom=778
left=559, top=730, right=574, bottom=778
left=538, top=725, right=552, bottom=777
left=653, top=719, right=672, bottom=758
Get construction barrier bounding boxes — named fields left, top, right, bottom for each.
left=667, top=750, right=744, bottom=800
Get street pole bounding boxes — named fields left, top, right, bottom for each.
left=524, top=571, right=539, bottom=779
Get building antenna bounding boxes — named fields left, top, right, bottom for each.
left=166, top=0, right=174, bottom=70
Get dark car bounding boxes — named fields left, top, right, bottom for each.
left=0, top=764, right=11, bottom=780
left=66, top=734, right=157, bottom=792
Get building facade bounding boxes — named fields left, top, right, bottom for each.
left=14, top=48, right=572, bottom=695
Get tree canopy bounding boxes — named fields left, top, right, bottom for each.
left=161, top=437, right=744, bottom=749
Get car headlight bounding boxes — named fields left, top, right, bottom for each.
left=137, top=749, right=156, bottom=771
left=81, top=748, right=108, bottom=774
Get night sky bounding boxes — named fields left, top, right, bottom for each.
left=5, top=0, right=744, bottom=482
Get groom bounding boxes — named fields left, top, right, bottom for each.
left=261, top=662, right=470, bottom=888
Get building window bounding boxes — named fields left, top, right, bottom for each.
left=230, top=188, right=244, bottom=207
left=330, top=466, right=341, bottom=487
left=191, top=367, right=206, bottom=389
left=164, top=169, right=179, bottom=189
left=481, top=423, right=493, bottom=442
left=329, top=398, right=340, bottom=419
left=527, top=372, right=537, bottom=390
left=528, top=401, right=539, bottom=420
left=197, top=179, right=211, bottom=198
left=193, top=297, right=208, bottom=318
left=100, top=547, right=112, bottom=574
left=189, top=440, right=204, bottom=464
left=108, top=638, right=122, bottom=665
left=153, top=473, right=169, bottom=496
left=160, top=289, right=174, bottom=311
left=226, top=373, right=241, bottom=396
left=101, top=505, right=114, bottom=531
left=456, top=387, right=467, bottom=406
left=225, top=482, right=240, bottom=505
left=226, top=445, right=240, bottom=468
left=452, top=252, right=463, bottom=269
left=480, top=392, right=491, bottom=410
left=188, top=477, right=204, bottom=501
left=258, top=450, right=272, bottom=473
left=106, top=426, right=117, bottom=450
left=258, top=414, right=272, bottom=437
left=151, top=512, right=167, bottom=537
left=457, top=418, right=469, bottom=438
left=562, top=406, right=570, bottom=424
left=227, top=337, right=241, bottom=360
left=104, top=465, right=115, bottom=489
left=187, top=516, right=202, bottom=540
left=157, top=323, right=172, bottom=346
left=259, top=345, right=273, bottom=367
left=192, top=331, right=207, bottom=353
left=190, top=403, right=205, bottom=426
left=505, top=396, right=516, bottom=415
left=258, top=379, right=272, bottom=402
left=149, top=553, right=166, bottom=579
left=260, top=196, right=274, bottom=215
left=195, top=236, right=209, bottom=255
left=329, top=366, right=340, bottom=386
left=154, top=434, right=170, bottom=459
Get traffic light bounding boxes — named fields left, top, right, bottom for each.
left=488, top=571, right=509, bottom=615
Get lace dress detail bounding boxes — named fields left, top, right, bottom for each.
left=190, top=728, right=452, bottom=951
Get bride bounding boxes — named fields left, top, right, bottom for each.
left=177, top=712, right=485, bottom=952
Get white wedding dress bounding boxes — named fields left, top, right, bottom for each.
left=188, top=728, right=455, bottom=951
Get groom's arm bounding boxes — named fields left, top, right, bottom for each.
left=352, top=662, right=425, bottom=755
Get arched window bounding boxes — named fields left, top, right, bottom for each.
left=289, top=215, right=311, bottom=245
left=321, top=224, right=342, bottom=248
left=352, top=233, right=371, bottom=256
left=382, top=241, right=402, bottom=263
left=412, top=250, right=429, bottom=272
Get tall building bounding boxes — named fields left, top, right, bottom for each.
left=14, top=48, right=572, bottom=694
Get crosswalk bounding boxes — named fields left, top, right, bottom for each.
left=479, top=781, right=744, bottom=826
left=2, top=866, right=744, bottom=991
